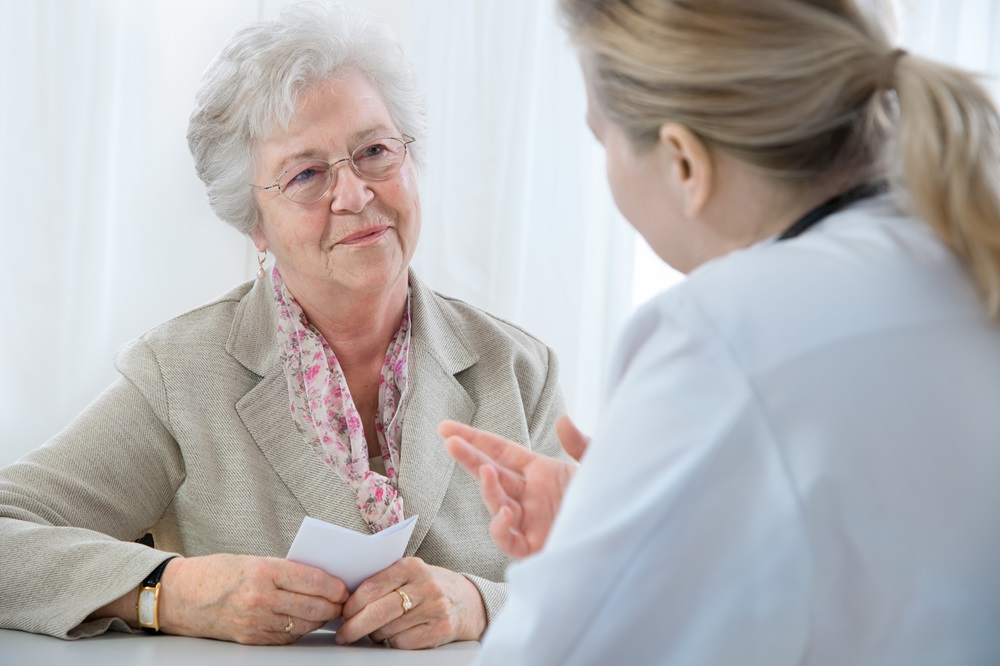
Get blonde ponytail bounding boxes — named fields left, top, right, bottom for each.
left=560, top=0, right=1000, bottom=317
left=890, top=55, right=1000, bottom=315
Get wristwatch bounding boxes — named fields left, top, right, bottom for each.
left=136, top=557, right=176, bottom=634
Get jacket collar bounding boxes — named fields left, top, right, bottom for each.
left=226, top=273, right=280, bottom=377
left=225, top=268, right=478, bottom=377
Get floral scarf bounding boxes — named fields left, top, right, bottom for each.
left=272, top=266, right=409, bottom=533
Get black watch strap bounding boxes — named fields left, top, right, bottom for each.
left=138, top=556, right=177, bottom=634
left=142, top=557, right=174, bottom=587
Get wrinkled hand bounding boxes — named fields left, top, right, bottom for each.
left=335, top=557, right=486, bottom=649
left=439, top=415, right=588, bottom=559
left=158, top=554, right=348, bottom=645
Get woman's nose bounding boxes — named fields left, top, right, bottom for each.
left=328, top=163, right=374, bottom=213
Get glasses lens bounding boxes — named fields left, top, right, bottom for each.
left=351, top=138, right=408, bottom=180
left=279, top=160, right=333, bottom=203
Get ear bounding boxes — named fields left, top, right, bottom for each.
left=659, top=123, right=713, bottom=218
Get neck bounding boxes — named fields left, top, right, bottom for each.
left=280, top=268, right=409, bottom=367
left=698, top=159, right=878, bottom=268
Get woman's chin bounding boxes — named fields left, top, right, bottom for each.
left=325, top=257, right=408, bottom=297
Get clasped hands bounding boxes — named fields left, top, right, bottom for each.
left=151, top=552, right=485, bottom=647
left=100, top=415, right=587, bottom=647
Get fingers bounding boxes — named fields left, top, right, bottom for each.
left=555, top=414, right=590, bottom=462
left=447, top=441, right=527, bottom=533
left=440, top=442, right=530, bottom=559
left=374, top=622, right=475, bottom=650
left=489, top=505, right=532, bottom=559
left=272, top=559, right=349, bottom=606
left=478, top=464, right=519, bottom=522
left=444, top=436, right=527, bottom=502
left=268, top=613, right=327, bottom=645
left=444, top=437, right=524, bottom=495
left=241, top=561, right=345, bottom=644
left=269, top=588, right=344, bottom=624
left=438, top=420, right=536, bottom=470
left=336, top=559, right=486, bottom=647
left=341, top=558, right=417, bottom=620
left=337, top=557, right=414, bottom=628
left=159, top=554, right=347, bottom=645
left=438, top=419, right=484, bottom=441
left=270, top=560, right=349, bottom=628
left=260, top=560, right=348, bottom=634
left=443, top=435, right=493, bottom=481
left=375, top=622, right=445, bottom=650
left=353, top=588, right=426, bottom=645
left=337, top=559, right=422, bottom=645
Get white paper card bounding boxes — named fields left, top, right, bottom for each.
left=285, top=514, right=419, bottom=592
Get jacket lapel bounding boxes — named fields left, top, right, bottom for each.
left=228, top=276, right=367, bottom=533
left=226, top=270, right=479, bottom=549
left=398, top=271, right=477, bottom=555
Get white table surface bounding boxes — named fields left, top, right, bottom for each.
left=0, top=628, right=479, bottom=666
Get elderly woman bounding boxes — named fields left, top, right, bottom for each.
left=0, top=3, right=564, bottom=649
left=445, top=0, right=1000, bottom=663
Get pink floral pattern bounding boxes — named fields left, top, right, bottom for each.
left=272, top=266, right=410, bottom=533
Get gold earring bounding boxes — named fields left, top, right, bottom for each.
left=256, top=249, right=267, bottom=280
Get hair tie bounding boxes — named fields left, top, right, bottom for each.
left=875, top=48, right=907, bottom=92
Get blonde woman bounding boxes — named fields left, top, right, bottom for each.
left=443, top=0, right=1000, bottom=663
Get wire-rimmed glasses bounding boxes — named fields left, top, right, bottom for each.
left=252, top=135, right=414, bottom=204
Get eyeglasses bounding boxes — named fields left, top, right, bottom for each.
left=252, top=135, right=414, bottom=204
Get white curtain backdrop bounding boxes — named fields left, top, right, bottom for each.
left=1, top=0, right=998, bottom=466
left=896, top=0, right=1000, bottom=99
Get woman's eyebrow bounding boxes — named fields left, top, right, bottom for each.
left=348, top=124, right=395, bottom=145
left=274, top=148, right=326, bottom=175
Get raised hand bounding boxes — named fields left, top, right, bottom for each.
left=439, top=415, right=588, bottom=559
left=334, top=557, right=486, bottom=648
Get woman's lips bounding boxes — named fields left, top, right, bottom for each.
left=338, top=226, right=389, bottom=246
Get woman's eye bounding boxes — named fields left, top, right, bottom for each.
left=357, top=143, right=387, bottom=160
left=292, top=168, right=319, bottom=183
left=282, top=164, right=326, bottom=190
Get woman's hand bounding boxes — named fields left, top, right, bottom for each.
left=334, top=557, right=486, bottom=648
left=156, top=554, right=348, bottom=644
left=439, top=415, right=588, bottom=559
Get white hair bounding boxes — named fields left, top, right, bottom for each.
left=187, top=1, right=428, bottom=235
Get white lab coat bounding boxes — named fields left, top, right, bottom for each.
left=476, top=196, right=1000, bottom=665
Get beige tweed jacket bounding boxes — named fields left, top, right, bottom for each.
left=0, top=269, right=566, bottom=639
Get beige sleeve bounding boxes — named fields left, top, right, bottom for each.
left=0, top=339, right=184, bottom=638
left=526, top=345, right=571, bottom=462
left=463, top=573, right=509, bottom=625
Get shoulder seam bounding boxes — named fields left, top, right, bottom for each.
left=432, top=291, right=550, bottom=347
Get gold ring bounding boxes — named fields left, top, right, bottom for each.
left=395, top=588, right=413, bottom=613
left=284, top=615, right=294, bottom=633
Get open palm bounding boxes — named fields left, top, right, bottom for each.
left=439, top=415, right=588, bottom=559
